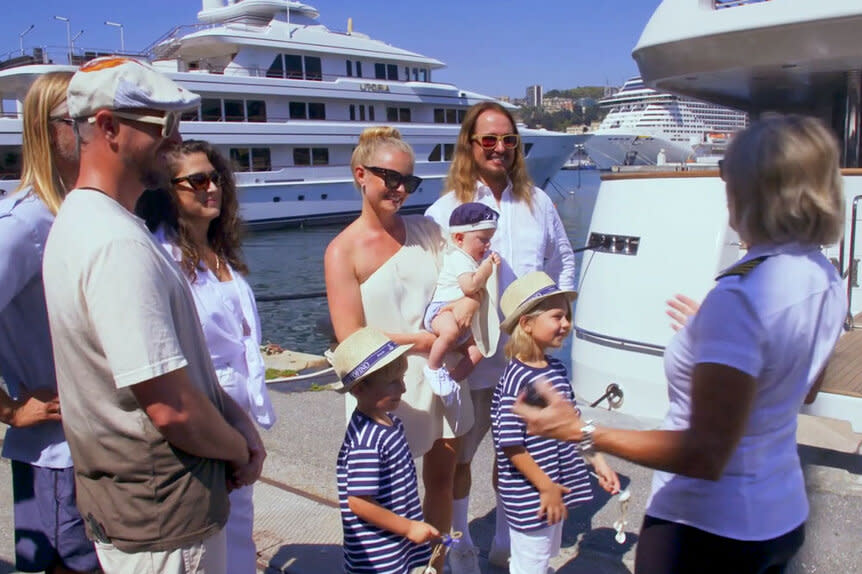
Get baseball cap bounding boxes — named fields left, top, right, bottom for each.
left=449, top=202, right=499, bottom=233
left=67, top=57, right=200, bottom=119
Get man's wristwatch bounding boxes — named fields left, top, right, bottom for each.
left=579, top=420, right=596, bottom=455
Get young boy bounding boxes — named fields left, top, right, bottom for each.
left=423, top=202, right=501, bottom=404
left=333, top=327, right=439, bottom=574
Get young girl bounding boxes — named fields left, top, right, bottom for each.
left=492, top=271, right=619, bottom=573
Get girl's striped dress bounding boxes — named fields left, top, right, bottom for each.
left=491, top=356, right=593, bottom=532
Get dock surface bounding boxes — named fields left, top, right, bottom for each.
left=0, top=385, right=860, bottom=573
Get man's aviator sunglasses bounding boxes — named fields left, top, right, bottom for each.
left=471, top=133, right=520, bottom=150
left=363, top=165, right=422, bottom=194
left=87, top=109, right=180, bottom=138
left=172, top=171, right=221, bottom=192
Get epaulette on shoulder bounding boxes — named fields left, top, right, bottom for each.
left=715, top=255, right=770, bottom=280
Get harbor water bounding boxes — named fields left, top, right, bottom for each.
left=245, top=168, right=602, bottom=366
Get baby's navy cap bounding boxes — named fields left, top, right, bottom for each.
left=449, top=202, right=499, bottom=233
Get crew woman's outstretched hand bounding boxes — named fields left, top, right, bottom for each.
left=512, top=380, right=583, bottom=442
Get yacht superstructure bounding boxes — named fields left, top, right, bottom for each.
left=572, top=0, right=862, bottom=430
left=0, top=0, right=576, bottom=228
left=584, top=77, right=748, bottom=169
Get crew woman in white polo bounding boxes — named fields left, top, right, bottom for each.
left=512, top=114, right=846, bottom=574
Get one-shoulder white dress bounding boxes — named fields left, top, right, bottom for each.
left=346, top=215, right=474, bottom=458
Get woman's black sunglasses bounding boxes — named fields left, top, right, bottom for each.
left=363, top=165, right=422, bottom=194
left=172, top=170, right=221, bottom=192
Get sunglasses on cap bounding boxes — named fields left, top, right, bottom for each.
left=90, top=109, right=180, bottom=138
left=363, top=165, right=422, bottom=194
left=471, top=133, right=520, bottom=150
left=171, top=170, right=221, bottom=192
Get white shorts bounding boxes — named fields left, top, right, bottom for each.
left=509, top=522, right=563, bottom=574
left=423, top=300, right=473, bottom=346
left=95, top=528, right=227, bottom=574
left=456, top=386, right=494, bottom=464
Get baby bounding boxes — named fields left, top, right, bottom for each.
left=423, top=202, right=500, bottom=404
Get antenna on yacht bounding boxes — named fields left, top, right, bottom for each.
left=19, top=24, right=34, bottom=57
left=72, top=30, right=84, bottom=56
left=105, top=21, right=125, bottom=54
left=348, top=17, right=353, bottom=35
left=53, top=16, right=71, bottom=64
left=285, top=1, right=295, bottom=38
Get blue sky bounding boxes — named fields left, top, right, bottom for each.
left=0, top=0, right=662, bottom=98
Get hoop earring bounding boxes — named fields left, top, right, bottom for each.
left=360, top=184, right=367, bottom=195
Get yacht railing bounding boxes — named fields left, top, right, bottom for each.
left=0, top=47, right=440, bottom=89
left=142, top=23, right=217, bottom=58
left=713, top=0, right=771, bottom=9
left=0, top=46, right=146, bottom=70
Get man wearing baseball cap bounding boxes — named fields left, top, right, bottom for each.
left=42, top=57, right=265, bottom=573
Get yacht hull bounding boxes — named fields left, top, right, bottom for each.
left=0, top=116, right=575, bottom=228
left=572, top=171, right=862, bottom=430
left=584, top=134, right=692, bottom=170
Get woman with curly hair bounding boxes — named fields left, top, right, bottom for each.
left=136, top=139, right=275, bottom=574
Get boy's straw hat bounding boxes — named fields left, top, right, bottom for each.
left=330, top=327, right=413, bottom=393
left=500, top=271, right=577, bottom=334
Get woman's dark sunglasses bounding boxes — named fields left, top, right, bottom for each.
left=171, top=170, right=221, bottom=192
left=363, top=165, right=422, bottom=194
left=471, top=133, right=520, bottom=150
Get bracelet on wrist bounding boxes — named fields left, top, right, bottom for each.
left=579, top=420, right=596, bottom=456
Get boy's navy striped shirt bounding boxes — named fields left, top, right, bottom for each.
left=337, top=410, right=431, bottom=573
left=492, top=356, right=593, bottom=532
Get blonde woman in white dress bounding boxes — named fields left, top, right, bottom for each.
left=137, top=140, right=274, bottom=574
left=325, top=126, right=475, bottom=573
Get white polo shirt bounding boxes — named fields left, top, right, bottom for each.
left=425, top=181, right=575, bottom=389
left=647, top=242, right=846, bottom=540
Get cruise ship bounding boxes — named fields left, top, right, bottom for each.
left=0, top=0, right=576, bottom=228
left=583, top=76, right=748, bottom=169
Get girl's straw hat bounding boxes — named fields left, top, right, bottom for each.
left=330, top=327, right=413, bottom=393
left=500, top=271, right=577, bottom=334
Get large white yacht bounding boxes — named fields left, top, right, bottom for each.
left=584, top=76, right=748, bottom=169
left=0, top=0, right=576, bottom=228
left=572, top=0, right=862, bottom=430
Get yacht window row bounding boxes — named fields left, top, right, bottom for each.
left=227, top=146, right=330, bottom=173
left=349, top=104, right=376, bottom=121
left=289, top=102, right=326, bottom=120
left=170, top=96, right=472, bottom=125
left=434, top=108, right=466, bottom=124
left=369, top=62, right=428, bottom=83
left=229, top=147, right=272, bottom=172
left=187, top=98, right=268, bottom=122
left=267, top=54, right=323, bottom=81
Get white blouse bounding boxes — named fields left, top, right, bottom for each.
left=155, top=227, right=275, bottom=429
